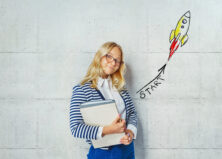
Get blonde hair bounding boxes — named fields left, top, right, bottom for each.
left=80, top=42, right=126, bottom=91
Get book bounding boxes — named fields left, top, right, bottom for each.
left=80, top=99, right=125, bottom=148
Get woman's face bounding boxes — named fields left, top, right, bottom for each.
left=100, top=46, right=122, bottom=78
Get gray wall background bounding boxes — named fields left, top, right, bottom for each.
left=0, top=0, right=222, bottom=158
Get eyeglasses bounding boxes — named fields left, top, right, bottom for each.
left=105, top=54, right=123, bottom=66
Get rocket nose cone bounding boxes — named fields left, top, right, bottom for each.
left=184, top=11, right=191, bottom=18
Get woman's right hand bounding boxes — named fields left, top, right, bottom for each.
left=102, top=114, right=126, bottom=137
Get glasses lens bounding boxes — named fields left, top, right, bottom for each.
left=106, top=54, right=122, bottom=66
left=106, top=54, right=113, bottom=62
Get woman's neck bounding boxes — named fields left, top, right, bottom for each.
left=100, top=74, right=109, bottom=79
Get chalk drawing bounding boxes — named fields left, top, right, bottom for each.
left=137, top=11, right=191, bottom=99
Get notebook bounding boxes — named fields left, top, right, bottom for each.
left=80, top=99, right=125, bottom=148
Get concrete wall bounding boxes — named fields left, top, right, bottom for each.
left=0, top=0, right=222, bottom=158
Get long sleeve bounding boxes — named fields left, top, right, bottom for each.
left=127, top=124, right=137, bottom=139
left=123, top=90, right=138, bottom=136
left=69, top=85, right=100, bottom=140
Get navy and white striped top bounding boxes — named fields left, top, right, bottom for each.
left=69, top=81, right=137, bottom=145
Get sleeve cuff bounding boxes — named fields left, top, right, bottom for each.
left=127, top=124, right=137, bottom=139
left=96, top=126, right=103, bottom=139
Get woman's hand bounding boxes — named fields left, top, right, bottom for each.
left=102, top=114, right=126, bottom=137
left=120, top=129, right=134, bottom=145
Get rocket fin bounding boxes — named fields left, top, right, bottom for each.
left=181, top=35, right=189, bottom=46
left=169, top=30, right=175, bottom=42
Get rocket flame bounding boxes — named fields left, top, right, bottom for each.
left=168, top=38, right=180, bottom=61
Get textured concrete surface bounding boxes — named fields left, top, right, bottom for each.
left=0, top=0, right=222, bottom=158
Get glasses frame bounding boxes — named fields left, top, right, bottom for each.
left=105, top=54, right=124, bottom=66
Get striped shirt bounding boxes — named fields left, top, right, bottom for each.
left=69, top=81, right=137, bottom=145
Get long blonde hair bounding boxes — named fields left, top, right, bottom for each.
left=80, top=42, right=126, bottom=91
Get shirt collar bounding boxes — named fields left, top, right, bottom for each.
left=97, top=76, right=111, bottom=87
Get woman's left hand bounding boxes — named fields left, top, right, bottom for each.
left=120, top=129, right=134, bottom=145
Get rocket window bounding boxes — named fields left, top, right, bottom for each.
left=182, top=19, right=187, bottom=24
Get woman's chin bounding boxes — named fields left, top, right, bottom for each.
left=103, top=69, right=114, bottom=75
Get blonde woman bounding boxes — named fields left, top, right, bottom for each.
left=69, top=42, right=137, bottom=159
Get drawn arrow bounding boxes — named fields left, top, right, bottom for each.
left=136, top=63, right=166, bottom=94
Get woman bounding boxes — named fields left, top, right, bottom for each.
left=69, top=42, right=137, bottom=159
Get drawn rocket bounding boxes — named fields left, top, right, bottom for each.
left=168, top=11, right=191, bottom=61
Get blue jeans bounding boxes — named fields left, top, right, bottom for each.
left=87, top=142, right=135, bottom=159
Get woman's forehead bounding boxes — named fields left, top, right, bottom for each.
left=109, top=47, right=122, bottom=58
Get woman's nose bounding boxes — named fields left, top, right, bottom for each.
left=111, top=60, right=116, bottom=66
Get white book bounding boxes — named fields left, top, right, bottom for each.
left=80, top=99, right=125, bottom=148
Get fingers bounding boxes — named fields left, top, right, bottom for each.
left=120, top=134, right=131, bottom=145
left=121, top=119, right=126, bottom=125
left=111, top=116, right=127, bottom=133
left=125, top=129, right=134, bottom=139
left=113, top=115, right=125, bottom=124
left=113, top=115, right=121, bottom=123
left=119, top=119, right=126, bottom=128
left=119, top=122, right=126, bottom=132
left=118, top=123, right=126, bottom=133
left=119, top=120, right=126, bottom=127
left=120, top=135, right=128, bottom=140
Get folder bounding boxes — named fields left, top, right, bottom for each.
left=80, top=99, right=125, bottom=148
